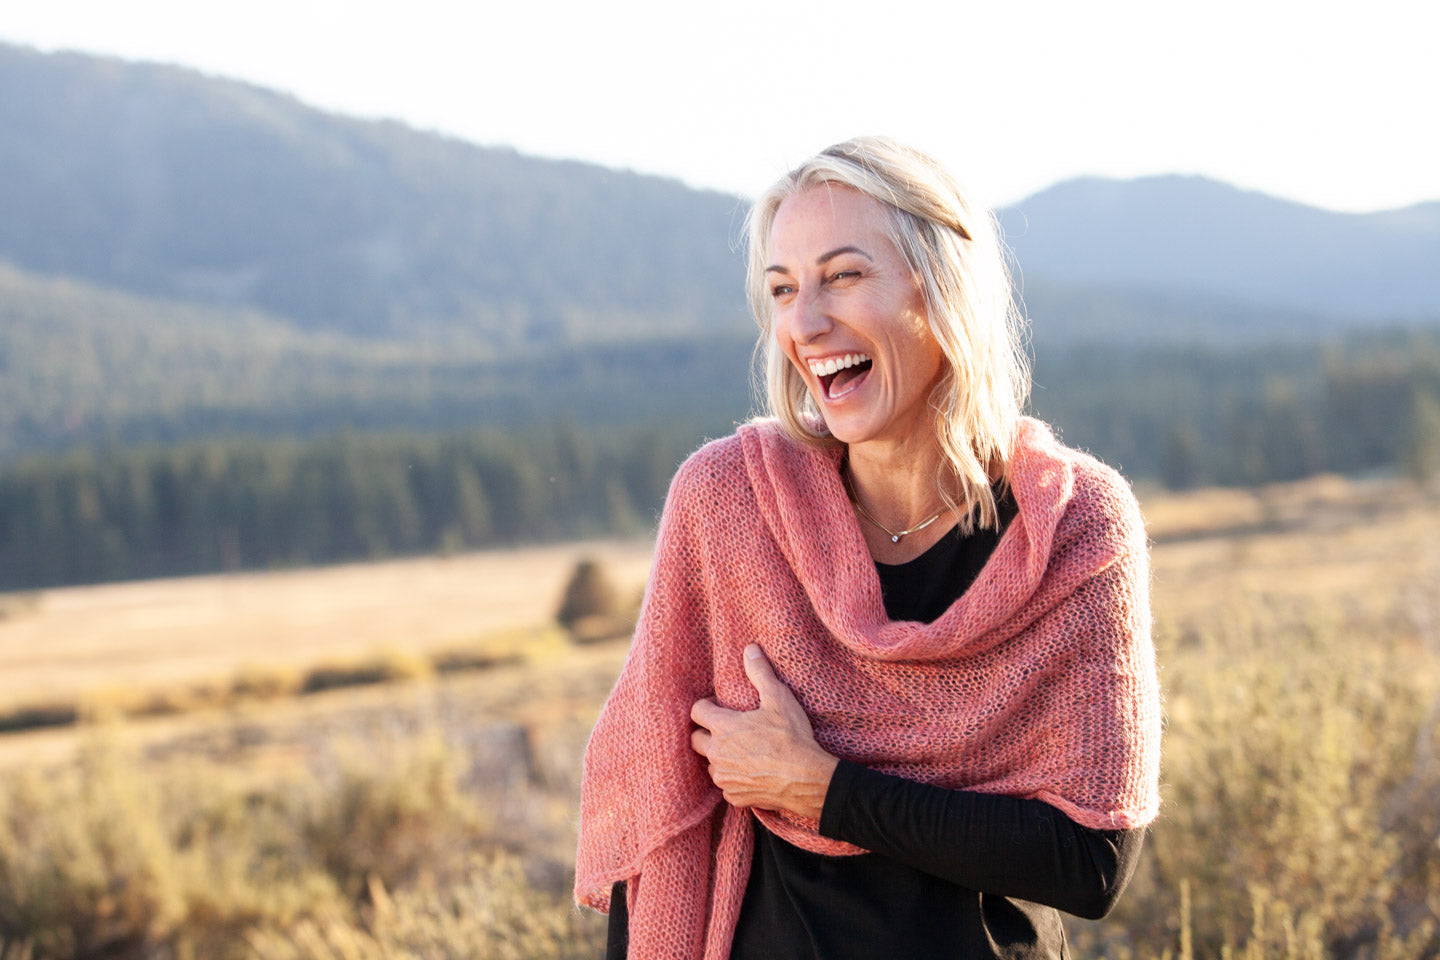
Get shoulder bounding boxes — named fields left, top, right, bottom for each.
left=668, top=431, right=750, bottom=500
left=669, top=419, right=817, bottom=498
left=1015, top=418, right=1146, bottom=554
left=1068, top=449, right=1143, bottom=533
left=663, top=420, right=833, bottom=537
left=659, top=429, right=757, bottom=531
left=1070, top=457, right=1146, bottom=559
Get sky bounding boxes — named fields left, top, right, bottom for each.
left=4, top=0, right=1437, bottom=213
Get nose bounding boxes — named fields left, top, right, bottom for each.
left=789, top=284, right=833, bottom=344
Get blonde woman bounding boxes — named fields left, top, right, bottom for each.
left=577, top=137, right=1161, bottom=960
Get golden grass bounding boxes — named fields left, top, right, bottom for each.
left=0, top=541, right=649, bottom=726
left=1, top=478, right=1438, bottom=958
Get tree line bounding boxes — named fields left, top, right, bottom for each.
left=0, top=425, right=696, bottom=590
left=2, top=328, right=1438, bottom=591
left=1035, top=328, right=1440, bottom=489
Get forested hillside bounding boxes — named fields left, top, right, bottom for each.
left=0, top=263, right=755, bottom=460
left=0, top=43, right=748, bottom=343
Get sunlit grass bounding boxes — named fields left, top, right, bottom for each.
left=0, top=480, right=1437, bottom=957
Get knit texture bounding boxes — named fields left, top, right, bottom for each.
left=575, top=417, right=1161, bottom=960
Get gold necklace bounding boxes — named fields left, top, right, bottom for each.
left=843, top=471, right=947, bottom=544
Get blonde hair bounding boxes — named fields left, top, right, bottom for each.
left=744, top=136, right=1031, bottom=532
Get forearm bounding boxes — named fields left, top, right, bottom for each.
left=818, top=760, right=1144, bottom=919
left=606, top=881, right=629, bottom=959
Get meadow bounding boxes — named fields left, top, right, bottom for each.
left=0, top=477, right=1437, bottom=959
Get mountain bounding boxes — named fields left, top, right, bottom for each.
left=0, top=42, right=750, bottom=344
left=3, top=42, right=1439, bottom=466
left=998, top=176, right=1440, bottom=322
left=5, top=41, right=1439, bottom=354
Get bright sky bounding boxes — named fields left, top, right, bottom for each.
left=5, top=0, right=1437, bottom=212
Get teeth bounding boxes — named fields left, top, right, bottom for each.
left=808, top=353, right=871, bottom=377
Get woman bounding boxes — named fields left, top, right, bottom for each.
left=576, top=137, right=1161, bottom=960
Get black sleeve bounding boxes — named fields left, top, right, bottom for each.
left=606, top=880, right=628, bottom=959
left=818, top=759, right=1146, bottom=920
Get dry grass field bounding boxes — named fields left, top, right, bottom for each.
left=0, top=541, right=651, bottom=764
left=0, top=539, right=652, bottom=703
left=1, top=476, right=1437, bottom=959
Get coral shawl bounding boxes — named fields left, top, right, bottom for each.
left=575, top=418, right=1161, bottom=960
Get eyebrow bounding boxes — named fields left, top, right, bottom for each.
left=765, top=245, right=873, bottom=275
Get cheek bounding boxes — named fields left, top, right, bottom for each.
left=906, top=322, right=945, bottom=389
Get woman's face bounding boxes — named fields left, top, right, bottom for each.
left=767, top=184, right=943, bottom=453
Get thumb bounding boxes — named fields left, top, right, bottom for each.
left=742, top=644, right=789, bottom=707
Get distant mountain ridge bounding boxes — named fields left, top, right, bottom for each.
left=3, top=40, right=1439, bottom=353
left=0, top=42, right=749, bottom=343
left=998, top=176, right=1440, bottom=321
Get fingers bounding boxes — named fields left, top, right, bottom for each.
left=742, top=643, right=790, bottom=708
left=690, top=726, right=711, bottom=757
left=690, top=697, right=722, bottom=728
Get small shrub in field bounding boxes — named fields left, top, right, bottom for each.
left=557, top=559, right=638, bottom=643
left=555, top=559, right=617, bottom=630
left=0, top=591, right=40, bottom=622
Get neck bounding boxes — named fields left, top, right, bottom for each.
left=844, top=438, right=951, bottom=533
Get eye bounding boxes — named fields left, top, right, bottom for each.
left=828, top=270, right=861, bottom=283
left=770, top=282, right=796, bottom=298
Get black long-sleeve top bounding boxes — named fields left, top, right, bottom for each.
left=606, top=495, right=1146, bottom=958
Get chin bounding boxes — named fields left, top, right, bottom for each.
left=816, top=418, right=874, bottom=447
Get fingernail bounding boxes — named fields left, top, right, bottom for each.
left=744, top=644, right=762, bottom=660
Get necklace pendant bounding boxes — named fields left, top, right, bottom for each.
left=891, top=534, right=901, bottom=543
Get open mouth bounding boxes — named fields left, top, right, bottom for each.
left=809, top=353, right=873, bottom=400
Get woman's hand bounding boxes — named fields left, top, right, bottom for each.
left=690, top=644, right=839, bottom=819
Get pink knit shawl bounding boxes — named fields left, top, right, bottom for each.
left=576, top=417, right=1161, bottom=960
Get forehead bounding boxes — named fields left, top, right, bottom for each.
left=768, top=184, right=895, bottom=258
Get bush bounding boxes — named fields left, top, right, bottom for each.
left=1089, top=594, right=1440, bottom=958
left=241, top=856, right=605, bottom=960
left=555, top=559, right=618, bottom=630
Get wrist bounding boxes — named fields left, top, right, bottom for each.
left=790, top=750, right=839, bottom=820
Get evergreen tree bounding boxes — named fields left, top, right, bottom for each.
left=1405, top=389, right=1440, bottom=485
left=1159, top=423, right=1205, bottom=490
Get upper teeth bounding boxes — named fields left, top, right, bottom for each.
left=808, top=353, right=871, bottom=377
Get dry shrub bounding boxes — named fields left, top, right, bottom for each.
left=0, top=733, right=191, bottom=957
left=0, top=702, right=77, bottom=735
left=230, top=663, right=303, bottom=700
left=242, top=856, right=605, bottom=960
left=0, top=723, right=548, bottom=960
left=555, top=558, right=617, bottom=630
left=431, top=648, right=520, bottom=675
left=0, top=592, right=40, bottom=622
left=1091, top=587, right=1440, bottom=959
left=303, top=735, right=489, bottom=899
left=0, top=729, right=352, bottom=959
left=300, top=649, right=433, bottom=694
